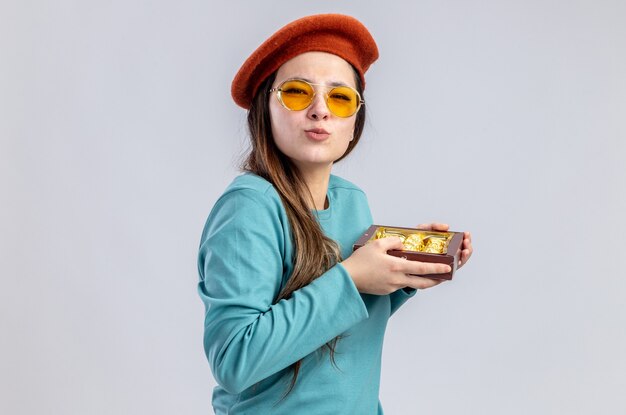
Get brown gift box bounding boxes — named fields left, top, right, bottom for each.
left=352, top=225, right=464, bottom=280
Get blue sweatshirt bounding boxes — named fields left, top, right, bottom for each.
left=197, top=173, right=415, bottom=414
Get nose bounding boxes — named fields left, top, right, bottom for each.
left=307, top=93, right=330, bottom=121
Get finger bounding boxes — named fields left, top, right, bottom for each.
left=462, top=240, right=472, bottom=253
left=403, top=260, right=451, bottom=275
left=416, top=223, right=449, bottom=231
left=373, top=236, right=405, bottom=252
left=462, top=235, right=473, bottom=255
left=458, top=248, right=471, bottom=268
left=461, top=246, right=473, bottom=264
left=430, top=223, right=449, bottom=231
left=461, top=233, right=472, bottom=251
left=462, top=248, right=471, bottom=261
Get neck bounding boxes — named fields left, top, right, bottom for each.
left=297, top=164, right=332, bottom=210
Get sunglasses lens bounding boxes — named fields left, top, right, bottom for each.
left=279, top=80, right=314, bottom=111
left=327, top=86, right=360, bottom=117
left=276, top=80, right=361, bottom=117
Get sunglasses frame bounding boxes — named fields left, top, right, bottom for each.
left=269, top=78, right=364, bottom=118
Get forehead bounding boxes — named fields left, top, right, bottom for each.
left=275, top=51, right=357, bottom=87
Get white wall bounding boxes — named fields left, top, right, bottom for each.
left=1, top=1, right=625, bottom=414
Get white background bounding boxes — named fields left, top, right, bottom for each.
left=1, top=1, right=625, bottom=414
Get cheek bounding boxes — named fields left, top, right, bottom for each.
left=339, top=121, right=356, bottom=143
left=336, top=121, right=357, bottom=154
left=269, top=98, right=293, bottom=129
left=268, top=106, right=294, bottom=155
left=268, top=103, right=284, bottom=138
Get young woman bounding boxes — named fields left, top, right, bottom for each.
left=197, top=14, right=473, bottom=414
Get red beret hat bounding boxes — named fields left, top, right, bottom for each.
left=231, top=14, right=379, bottom=109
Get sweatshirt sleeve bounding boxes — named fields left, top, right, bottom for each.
left=197, top=189, right=369, bottom=394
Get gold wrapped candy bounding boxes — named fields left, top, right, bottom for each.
left=372, top=227, right=453, bottom=254
left=403, top=234, right=425, bottom=251
left=422, top=235, right=448, bottom=253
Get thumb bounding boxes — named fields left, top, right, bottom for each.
left=375, top=236, right=405, bottom=252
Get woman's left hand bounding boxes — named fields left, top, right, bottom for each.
left=416, top=223, right=473, bottom=269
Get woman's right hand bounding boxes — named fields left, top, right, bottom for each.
left=340, top=237, right=451, bottom=295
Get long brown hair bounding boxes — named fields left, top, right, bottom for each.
left=242, top=70, right=366, bottom=396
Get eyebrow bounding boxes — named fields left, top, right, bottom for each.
left=298, top=77, right=350, bottom=87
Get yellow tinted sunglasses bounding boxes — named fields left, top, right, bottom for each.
left=269, top=79, right=364, bottom=118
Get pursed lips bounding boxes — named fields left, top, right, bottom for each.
left=304, top=128, right=330, bottom=141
